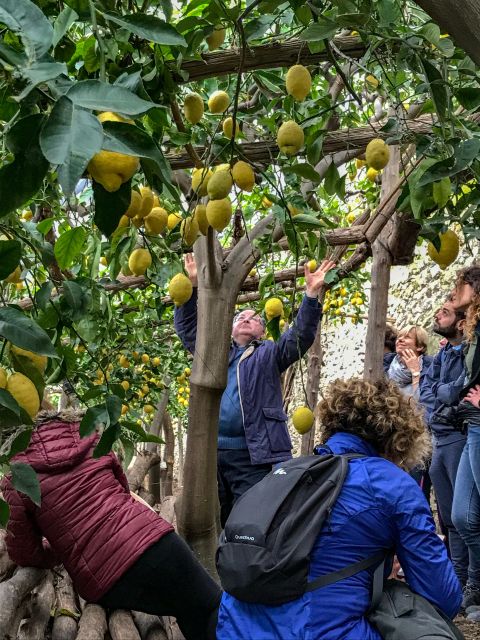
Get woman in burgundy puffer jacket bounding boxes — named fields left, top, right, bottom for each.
left=1, top=409, right=221, bottom=640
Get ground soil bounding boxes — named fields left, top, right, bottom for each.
left=455, top=614, right=479, bottom=640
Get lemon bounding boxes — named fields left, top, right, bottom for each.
left=277, top=121, right=304, bottom=156
left=355, top=158, right=366, bottom=170
left=180, top=216, right=199, bottom=246
left=145, top=207, right=168, bottom=235
left=169, top=273, right=193, bottom=306
left=265, top=297, right=283, bottom=319
left=184, top=92, right=204, bottom=125
left=141, top=354, right=150, bottom=364
left=121, top=404, right=128, bottom=415
left=427, top=230, right=460, bottom=270
left=292, top=406, right=314, bottom=434
left=365, top=139, right=390, bottom=171
left=10, top=345, right=47, bottom=373
left=117, top=215, right=130, bottom=230
left=179, top=386, right=185, bottom=394
left=121, top=380, right=130, bottom=391
left=128, top=248, right=152, bottom=276
left=340, top=287, right=347, bottom=296
left=208, top=90, right=230, bottom=113
left=6, top=372, right=40, bottom=418
left=207, top=169, right=233, bottom=200
left=4, top=266, right=21, bottom=283
left=287, top=203, right=301, bottom=217
left=232, top=161, right=255, bottom=192
left=191, top=167, right=213, bottom=196
left=152, top=357, right=161, bottom=367
left=346, top=212, right=356, bottom=224
left=222, top=117, right=240, bottom=138
left=177, top=374, right=186, bottom=383
left=0, top=368, right=7, bottom=388
left=119, top=355, right=129, bottom=368
left=22, top=210, right=33, bottom=221
left=285, top=64, right=312, bottom=101
left=98, top=111, right=133, bottom=125
left=167, top=212, right=182, bottom=230
left=366, top=167, right=379, bottom=182
left=307, top=259, right=317, bottom=272
left=88, top=135, right=138, bottom=193
left=194, top=204, right=209, bottom=235
left=249, top=268, right=257, bottom=277
left=365, top=74, right=379, bottom=88
left=138, top=186, right=154, bottom=218
left=144, top=404, right=155, bottom=414
left=131, top=216, right=142, bottom=229
left=100, top=256, right=108, bottom=267
left=206, top=198, right=232, bottom=231
left=125, top=190, right=142, bottom=218
left=262, top=196, right=273, bottom=208
left=206, top=25, right=226, bottom=50
left=185, top=367, right=191, bottom=376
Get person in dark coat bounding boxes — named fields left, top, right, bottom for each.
left=1, top=409, right=221, bottom=640
left=174, top=254, right=335, bottom=526
left=382, top=323, right=397, bottom=372
left=420, top=299, right=468, bottom=587
left=216, top=378, right=462, bottom=640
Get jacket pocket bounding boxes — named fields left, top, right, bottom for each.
left=263, top=408, right=292, bottom=453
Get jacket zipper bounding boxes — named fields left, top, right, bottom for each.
left=237, top=346, right=254, bottom=432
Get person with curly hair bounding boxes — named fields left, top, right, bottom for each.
left=216, top=378, right=461, bottom=640
left=451, top=265, right=480, bottom=613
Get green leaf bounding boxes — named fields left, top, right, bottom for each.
left=293, top=214, right=325, bottom=228
left=123, top=421, right=165, bottom=444
left=283, top=163, right=321, bottom=183
left=93, top=179, right=131, bottom=237
left=93, top=423, right=121, bottom=458
left=258, top=272, right=274, bottom=299
left=0, top=240, right=21, bottom=280
left=324, top=268, right=339, bottom=285
left=432, top=177, right=451, bottom=208
left=104, top=13, right=187, bottom=47
left=0, top=498, right=10, bottom=527
left=244, top=16, right=272, bottom=42
left=0, top=388, right=23, bottom=427
left=106, top=395, right=122, bottom=424
left=0, top=0, right=53, bottom=60
left=418, top=139, right=480, bottom=186
left=53, top=6, right=78, bottom=48
left=0, top=115, right=49, bottom=218
left=37, top=219, right=54, bottom=235
left=54, top=227, right=87, bottom=269
left=420, top=22, right=440, bottom=46
left=67, top=80, right=157, bottom=115
left=421, top=59, right=448, bottom=121
left=299, top=20, right=337, bottom=42
left=266, top=315, right=280, bottom=342
left=6, top=428, right=32, bottom=460
left=35, top=282, right=53, bottom=311
left=62, top=280, right=85, bottom=311
left=11, top=462, right=41, bottom=506
left=40, top=97, right=104, bottom=195
left=323, top=161, right=340, bottom=196
left=102, top=121, right=171, bottom=183
left=0, top=307, right=57, bottom=357
left=456, top=88, right=480, bottom=111
left=80, top=404, right=109, bottom=437
left=18, top=61, right=68, bottom=99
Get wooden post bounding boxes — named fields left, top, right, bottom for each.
left=363, top=146, right=400, bottom=382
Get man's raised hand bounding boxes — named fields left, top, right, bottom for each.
left=305, top=260, right=336, bottom=298
left=184, top=253, right=198, bottom=287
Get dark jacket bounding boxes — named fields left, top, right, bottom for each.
left=174, top=289, right=322, bottom=464
left=383, top=352, right=395, bottom=372
left=217, top=432, right=462, bottom=640
left=1, top=412, right=173, bottom=602
left=420, top=343, right=466, bottom=442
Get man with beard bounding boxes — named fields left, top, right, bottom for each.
left=420, top=299, right=468, bottom=588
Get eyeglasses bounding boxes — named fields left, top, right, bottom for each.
left=233, top=312, right=265, bottom=327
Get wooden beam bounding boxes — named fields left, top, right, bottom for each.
left=172, top=36, right=365, bottom=83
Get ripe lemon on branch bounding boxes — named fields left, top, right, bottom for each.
left=292, top=406, right=314, bottom=434
left=192, top=167, right=213, bottom=196
left=206, top=198, right=232, bottom=231
left=7, top=372, right=40, bottom=418
left=184, top=93, right=204, bottom=125
left=194, top=204, right=209, bottom=235
left=180, top=216, right=199, bottom=246
left=206, top=25, right=225, bottom=51
left=145, top=207, right=168, bottom=235
left=265, top=297, right=283, bottom=319
left=10, top=345, right=47, bottom=373
left=207, top=169, right=233, bottom=200
left=277, top=121, right=304, bottom=156
left=88, top=112, right=139, bottom=192
left=365, top=138, right=390, bottom=171
left=169, top=273, right=193, bottom=306
left=128, top=248, right=152, bottom=276
left=208, top=90, right=230, bottom=113
left=223, top=117, right=240, bottom=138
left=232, top=161, right=255, bottom=192
left=286, top=64, right=312, bottom=101
left=427, top=230, right=460, bottom=270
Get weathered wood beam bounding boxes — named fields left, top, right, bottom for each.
left=172, top=36, right=365, bottom=83
left=166, top=117, right=434, bottom=169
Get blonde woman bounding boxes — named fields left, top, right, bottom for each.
left=386, top=325, right=433, bottom=399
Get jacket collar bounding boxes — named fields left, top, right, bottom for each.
left=319, top=432, right=379, bottom=458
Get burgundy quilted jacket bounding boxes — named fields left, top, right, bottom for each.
left=1, top=411, right=173, bottom=601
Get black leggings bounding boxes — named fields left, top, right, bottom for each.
left=98, top=532, right=221, bottom=640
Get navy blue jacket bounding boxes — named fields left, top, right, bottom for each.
left=420, top=343, right=466, bottom=442
left=217, top=432, right=462, bottom=640
left=174, top=289, right=322, bottom=465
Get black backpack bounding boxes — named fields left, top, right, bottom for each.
left=216, top=453, right=383, bottom=606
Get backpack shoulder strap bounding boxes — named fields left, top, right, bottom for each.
left=306, top=551, right=385, bottom=592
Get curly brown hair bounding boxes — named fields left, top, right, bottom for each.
left=316, top=378, right=431, bottom=470
left=456, top=266, right=480, bottom=341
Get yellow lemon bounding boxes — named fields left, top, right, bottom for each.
left=262, top=196, right=273, bottom=208
left=100, top=256, right=108, bottom=267
left=180, top=216, right=200, bottom=246
left=121, top=380, right=130, bottom=391
left=22, top=210, right=33, bottom=221
left=121, top=404, right=128, bottom=415
left=6, top=372, right=40, bottom=418
left=207, top=169, right=232, bottom=200
left=191, top=167, right=213, bottom=196
left=97, top=111, right=133, bottom=125
left=292, top=406, right=314, bottom=434
left=184, top=367, right=191, bottom=376
left=169, top=273, right=193, bottom=306
left=346, top=212, right=356, bottom=224
left=152, top=357, right=161, bottom=367
left=10, top=345, right=47, bottom=373
left=249, top=268, right=257, bottom=277
left=206, top=25, right=226, bottom=50
left=145, top=207, right=168, bottom=235
left=132, top=215, right=143, bottom=229
left=0, top=367, right=7, bottom=388
left=125, top=190, right=142, bottom=218
left=365, top=74, right=379, bottom=89
left=142, top=384, right=149, bottom=394
left=194, top=204, right=209, bottom=235
left=287, top=203, right=301, bottom=217
left=167, top=212, right=182, bottom=230
left=138, top=186, right=154, bottom=218
left=208, top=90, right=230, bottom=113
left=232, top=161, right=255, bottom=192
left=206, top=198, right=232, bottom=231
left=116, top=215, right=130, bottom=230
left=277, top=120, right=304, bottom=156
left=141, top=354, right=150, bottom=364
left=307, top=259, right=317, bottom=272
left=366, top=167, right=379, bottom=182
left=355, top=158, right=366, bottom=170
left=4, top=266, right=21, bottom=283
left=128, top=248, right=152, bottom=276
left=222, top=117, right=240, bottom=138
left=144, top=404, right=155, bottom=414
left=265, top=297, right=283, bottom=319
left=427, top=230, right=460, bottom=270
left=365, top=139, right=390, bottom=171
left=285, top=64, right=312, bottom=101
left=184, top=92, right=204, bottom=125
left=88, top=150, right=138, bottom=193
